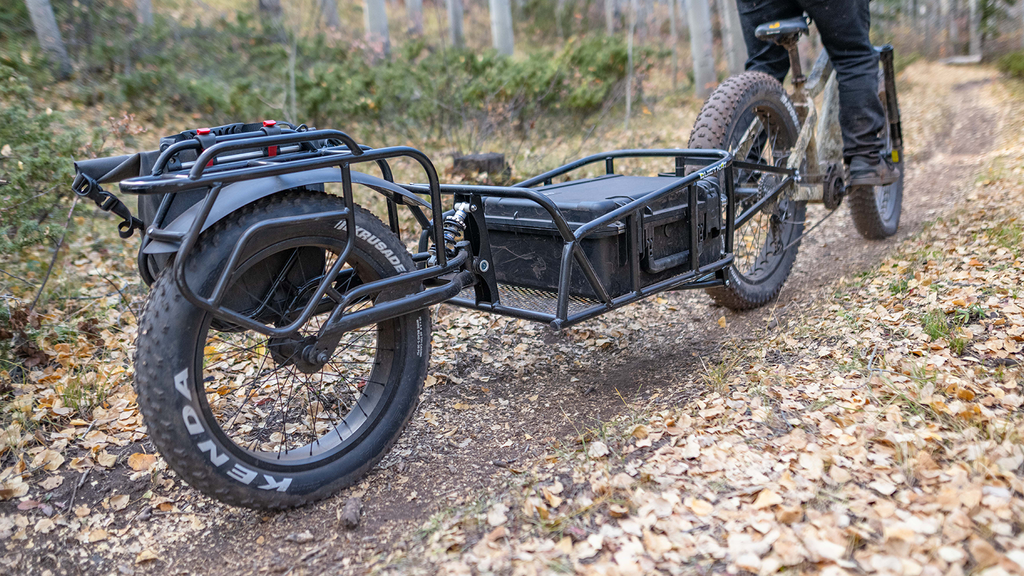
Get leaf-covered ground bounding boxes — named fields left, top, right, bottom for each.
left=383, top=72, right=1024, bottom=575
left=0, top=63, right=1021, bottom=575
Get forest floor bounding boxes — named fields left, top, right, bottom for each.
left=1, top=62, right=1023, bottom=576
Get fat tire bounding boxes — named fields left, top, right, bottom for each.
left=688, top=71, right=806, bottom=310
left=134, top=191, right=429, bottom=510
left=848, top=72, right=904, bottom=240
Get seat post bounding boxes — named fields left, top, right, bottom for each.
left=780, top=37, right=805, bottom=89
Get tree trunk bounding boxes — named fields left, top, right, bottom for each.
left=320, top=0, right=343, bottom=30
left=365, top=0, right=391, bottom=57
left=605, top=0, right=616, bottom=34
left=258, top=0, right=282, bottom=18
left=717, top=0, right=746, bottom=75
left=625, top=0, right=637, bottom=129
left=557, top=0, right=567, bottom=42
left=670, top=0, right=678, bottom=89
left=447, top=0, right=465, bottom=48
left=938, top=0, right=950, bottom=56
left=489, top=0, right=514, bottom=55
left=946, top=0, right=954, bottom=47
left=258, top=0, right=285, bottom=41
left=968, top=0, right=980, bottom=56
left=407, top=0, right=424, bottom=35
left=135, top=0, right=153, bottom=26
left=687, top=0, right=714, bottom=98
left=24, top=0, right=72, bottom=80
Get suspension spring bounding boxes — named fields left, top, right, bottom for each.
left=428, top=202, right=471, bottom=266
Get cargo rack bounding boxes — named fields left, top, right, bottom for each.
left=74, top=123, right=797, bottom=340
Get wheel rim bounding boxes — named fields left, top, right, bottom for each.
left=873, top=113, right=901, bottom=224
left=728, top=105, right=800, bottom=285
left=194, top=240, right=399, bottom=467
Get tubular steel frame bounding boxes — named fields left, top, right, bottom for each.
left=79, top=127, right=796, bottom=344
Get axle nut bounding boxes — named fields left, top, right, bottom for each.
left=477, top=259, right=490, bottom=273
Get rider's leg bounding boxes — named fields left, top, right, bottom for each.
left=735, top=0, right=804, bottom=81
left=798, top=0, right=898, bottom=186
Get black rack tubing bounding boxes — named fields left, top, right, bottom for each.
left=572, top=160, right=729, bottom=241
left=734, top=175, right=794, bottom=229
left=446, top=258, right=731, bottom=329
left=729, top=160, right=796, bottom=176
left=322, top=270, right=477, bottom=337
left=321, top=247, right=471, bottom=336
left=189, top=129, right=364, bottom=179
left=403, top=183, right=578, bottom=243
left=552, top=254, right=734, bottom=329
left=207, top=209, right=350, bottom=306
left=406, top=182, right=611, bottom=306
left=407, top=150, right=733, bottom=320
left=515, top=148, right=729, bottom=188
left=125, top=145, right=448, bottom=267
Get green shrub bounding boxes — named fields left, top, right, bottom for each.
left=998, top=51, right=1024, bottom=79
left=0, top=65, right=86, bottom=255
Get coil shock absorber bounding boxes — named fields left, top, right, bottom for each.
left=428, top=202, right=471, bottom=266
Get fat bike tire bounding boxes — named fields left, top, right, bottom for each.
left=848, top=72, right=904, bottom=240
left=134, top=191, right=430, bottom=510
left=688, top=71, right=806, bottom=311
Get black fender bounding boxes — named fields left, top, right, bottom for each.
left=142, top=168, right=431, bottom=254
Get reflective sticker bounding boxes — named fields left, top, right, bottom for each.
left=174, top=369, right=191, bottom=401
left=197, top=440, right=230, bottom=467
left=182, top=405, right=205, bottom=435
left=258, top=475, right=293, bottom=492
left=891, top=150, right=899, bottom=163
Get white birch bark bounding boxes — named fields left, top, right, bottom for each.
left=968, top=0, right=980, bottom=57
left=625, top=0, right=637, bottom=129
left=447, top=0, right=465, bottom=48
left=489, top=0, right=514, bottom=55
left=605, top=0, right=616, bottom=34
left=24, top=0, right=72, bottom=80
left=320, top=0, right=343, bottom=30
left=365, top=0, right=391, bottom=57
left=687, top=0, right=715, bottom=98
left=407, top=0, right=424, bottom=35
left=670, top=0, right=678, bottom=89
left=135, top=0, right=153, bottom=26
left=557, top=0, right=567, bottom=42
left=717, top=0, right=746, bottom=75
left=948, top=0, right=960, bottom=46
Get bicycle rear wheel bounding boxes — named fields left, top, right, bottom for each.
left=848, top=71, right=904, bottom=239
left=688, top=71, right=806, bottom=310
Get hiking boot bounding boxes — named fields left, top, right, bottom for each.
left=847, top=154, right=900, bottom=187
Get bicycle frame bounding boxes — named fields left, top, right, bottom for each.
left=734, top=41, right=902, bottom=205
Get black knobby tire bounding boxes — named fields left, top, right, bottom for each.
left=848, top=71, right=904, bottom=240
left=688, top=71, right=807, bottom=310
left=135, top=191, right=430, bottom=509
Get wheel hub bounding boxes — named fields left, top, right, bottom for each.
left=269, top=335, right=326, bottom=374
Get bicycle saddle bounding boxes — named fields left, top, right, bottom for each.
left=755, top=16, right=809, bottom=43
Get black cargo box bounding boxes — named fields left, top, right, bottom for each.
left=484, top=174, right=723, bottom=299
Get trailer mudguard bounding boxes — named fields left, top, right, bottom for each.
left=142, top=168, right=431, bottom=254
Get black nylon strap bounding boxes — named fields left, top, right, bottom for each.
left=71, top=173, right=145, bottom=239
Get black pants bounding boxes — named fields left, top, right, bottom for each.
left=736, top=0, right=886, bottom=162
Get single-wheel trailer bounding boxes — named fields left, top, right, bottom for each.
left=70, top=25, right=903, bottom=509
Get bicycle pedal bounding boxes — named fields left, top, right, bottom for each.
left=823, top=164, right=845, bottom=210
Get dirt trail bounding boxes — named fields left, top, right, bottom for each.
left=5, top=64, right=1011, bottom=576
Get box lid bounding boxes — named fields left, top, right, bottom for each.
left=484, top=174, right=687, bottom=236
